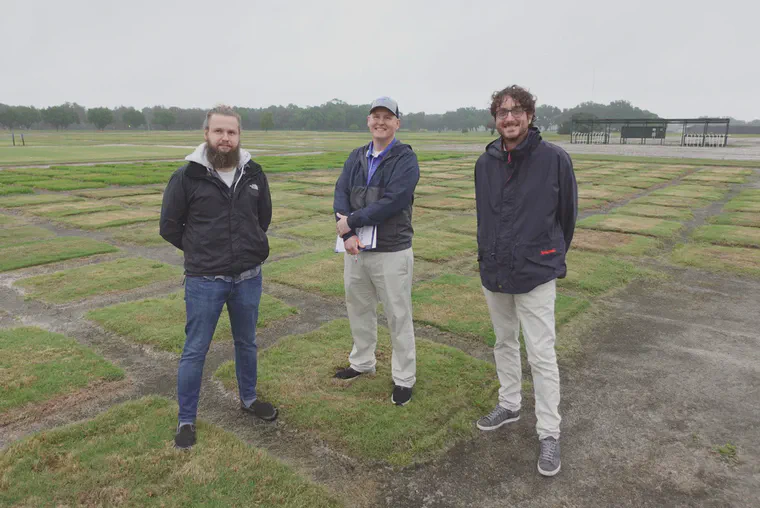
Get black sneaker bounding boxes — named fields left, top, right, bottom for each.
left=391, top=385, right=412, bottom=406
left=174, top=424, right=196, bottom=449
left=241, top=399, right=278, bottom=421
left=333, top=366, right=365, bottom=380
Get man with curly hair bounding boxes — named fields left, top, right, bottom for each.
left=473, top=85, right=577, bottom=476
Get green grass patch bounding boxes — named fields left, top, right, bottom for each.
left=87, top=292, right=297, bottom=353
left=412, top=274, right=589, bottom=346
left=0, top=184, right=34, bottom=196
left=0, top=214, right=22, bottom=227
left=277, top=219, right=336, bottom=243
left=610, top=203, right=694, bottom=221
left=734, top=189, right=760, bottom=202
left=413, top=229, right=476, bottom=261
left=708, top=212, right=760, bottom=228
left=0, top=225, right=55, bottom=247
left=271, top=206, right=317, bottom=224
left=627, top=195, right=709, bottom=209
left=266, top=250, right=344, bottom=297
left=650, top=185, right=725, bottom=201
left=108, top=223, right=164, bottom=246
left=671, top=244, right=760, bottom=277
left=0, top=237, right=118, bottom=272
left=691, top=225, right=760, bottom=248
left=579, top=198, right=606, bottom=211
left=572, top=229, right=662, bottom=256
left=0, top=194, right=84, bottom=208
left=74, top=187, right=163, bottom=199
left=214, top=319, right=499, bottom=465
left=416, top=196, right=474, bottom=211
left=415, top=184, right=451, bottom=195
left=560, top=250, right=654, bottom=296
left=16, top=257, right=181, bottom=303
left=31, top=179, right=109, bottom=191
left=0, top=327, right=124, bottom=416
left=268, top=236, right=306, bottom=258
left=578, top=214, right=683, bottom=238
left=723, top=199, right=760, bottom=213
left=682, top=173, right=748, bottom=184
left=713, top=442, right=739, bottom=465
left=24, top=201, right=123, bottom=218
left=116, top=194, right=165, bottom=206
left=579, top=185, right=639, bottom=201
left=0, top=396, right=341, bottom=507
left=57, top=209, right=157, bottom=229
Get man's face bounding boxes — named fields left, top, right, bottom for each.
left=367, top=108, right=400, bottom=144
left=204, top=114, right=240, bottom=153
left=495, top=96, right=532, bottom=144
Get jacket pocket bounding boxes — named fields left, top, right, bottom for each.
left=510, top=238, right=566, bottom=288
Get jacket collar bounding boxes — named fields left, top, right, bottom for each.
left=486, top=127, right=542, bottom=161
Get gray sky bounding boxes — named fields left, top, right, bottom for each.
left=3, top=0, right=759, bottom=120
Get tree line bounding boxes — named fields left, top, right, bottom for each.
left=1, top=99, right=757, bottom=133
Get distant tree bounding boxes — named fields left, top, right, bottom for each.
left=0, top=105, right=20, bottom=129
left=122, top=108, right=145, bottom=128
left=42, top=104, right=80, bottom=130
left=486, top=119, right=496, bottom=136
left=87, top=107, right=114, bottom=130
left=260, top=111, right=274, bottom=131
left=534, top=104, right=562, bottom=131
left=153, top=109, right=175, bottom=130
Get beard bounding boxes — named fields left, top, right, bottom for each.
left=206, top=142, right=241, bottom=170
left=497, top=123, right=523, bottom=142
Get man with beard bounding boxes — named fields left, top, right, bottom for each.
left=160, top=105, right=276, bottom=449
left=333, top=97, right=420, bottom=406
left=473, top=86, right=577, bottom=476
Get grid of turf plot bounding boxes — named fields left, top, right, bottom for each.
left=0, top=237, right=119, bottom=272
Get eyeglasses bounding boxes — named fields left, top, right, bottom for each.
left=495, top=107, right=526, bottom=119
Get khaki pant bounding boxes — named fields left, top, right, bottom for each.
left=344, top=248, right=416, bottom=387
left=482, top=279, right=561, bottom=440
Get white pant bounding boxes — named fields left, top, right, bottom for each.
left=344, top=248, right=416, bottom=387
left=482, top=280, right=561, bottom=440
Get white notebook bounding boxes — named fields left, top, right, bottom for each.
left=334, top=225, right=377, bottom=253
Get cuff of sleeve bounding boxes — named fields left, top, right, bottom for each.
left=341, top=232, right=354, bottom=242
left=347, top=214, right=360, bottom=230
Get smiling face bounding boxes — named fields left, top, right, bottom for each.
left=204, top=114, right=241, bottom=169
left=367, top=107, right=400, bottom=146
left=495, top=96, right=533, bottom=147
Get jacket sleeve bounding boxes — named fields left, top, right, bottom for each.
left=347, top=151, right=420, bottom=229
left=557, top=151, right=577, bottom=250
left=160, top=169, right=188, bottom=250
left=257, top=171, right=272, bottom=232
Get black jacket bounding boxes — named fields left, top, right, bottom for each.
left=475, top=128, right=577, bottom=294
left=333, top=140, right=420, bottom=252
left=160, top=160, right=272, bottom=276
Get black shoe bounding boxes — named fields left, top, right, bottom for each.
left=174, top=424, right=196, bottom=449
left=333, top=366, right=365, bottom=380
left=241, top=399, right=278, bottom=421
left=391, top=385, right=412, bottom=406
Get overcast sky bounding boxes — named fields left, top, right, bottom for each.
left=3, top=0, right=759, bottom=120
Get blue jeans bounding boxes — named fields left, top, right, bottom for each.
left=177, top=272, right=262, bottom=424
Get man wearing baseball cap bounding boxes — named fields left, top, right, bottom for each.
left=332, top=97, right=420, bottom=406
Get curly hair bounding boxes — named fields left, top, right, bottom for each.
left=490, top=85, right=536, bottom=125
left=203, top=104, right=242, bottom=132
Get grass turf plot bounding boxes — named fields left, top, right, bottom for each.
left=690, top=225, right=760, bottom=249
left=577, top=214, right=683, bottom=238
left=0, top=194, right=84, bottom=208
left=0, top=214, right=23, bottom=227
left=681, top=173, right=749, bottom=184
left=276, top=219, right=337, bottom=244
left=413, top=229, right=477, bottom=262
left=271, top=206, right=317, bottom=224
left=0, top=225, right=55, bottom=247
left=0, top=327, right=125, bottom=418
left=74, top=187, right=163, bottom=199
left=627, top=195, right=711, bottom=209
left=604, top=176, right=671, bottom=189
left=610, top=203, right=694, bottom=221
left=115, top=194, right=165, bottom=206
left=723, top=199, right=760, bottom=213
left=0, top=237, right=118, bottom=272
left=649, top=185, right=726, bottom=201
left=266, top=250, right=345, bottom=297
left=268, top=236, right=306, bottom=259
left=87, top=292, right=297, bottom=353
left=214, top=319, right=499, bottom=466
left=22, top=201, right=123, bottom=218
left=108, top=223, right=164, bottom=246
left=0, top=397, right=341, bottom=508
left=414, top=184, right=452, bottom=195
left=734, top=189, right=760, bottom=202
left=0, top=184, right=34, bottom=196
left=579, top=198, right=607, bottom=211
left=708, top=212, right=760, bottom=228
left=559, top=250, right=656, bottom=296
left=571, top=229, right=663, bottom=257
left=16, top=257, right=182, bottom=304
left=411, top=274, right=589, bottom=347
left=55, top=209, right=158, bottom=229
left=415, top=196, right=474, bottom=211
left=578, top=185, right=640, bottom=201
left=671, top=244, right=760, bottom=278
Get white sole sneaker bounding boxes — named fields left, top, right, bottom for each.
left=538, top=462, right=561, bottom=477
left=476, top=415, right=520, bottom=431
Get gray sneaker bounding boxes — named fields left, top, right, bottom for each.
left=476, top=404, right=520, bottom=431
left=537, top=437, right=561, bottom=476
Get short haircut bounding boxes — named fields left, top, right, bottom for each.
left=203, top=105, right=242, bottom=132
left=490, top=85, right=536, bottom=125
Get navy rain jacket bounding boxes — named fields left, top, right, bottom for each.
left=475, top=128, right=577, bottom=294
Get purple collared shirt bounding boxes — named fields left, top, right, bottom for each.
left=366, top=138, right=396, bottom=185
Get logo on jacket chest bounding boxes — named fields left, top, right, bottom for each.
left=249, top=183, right=259, bottom=191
